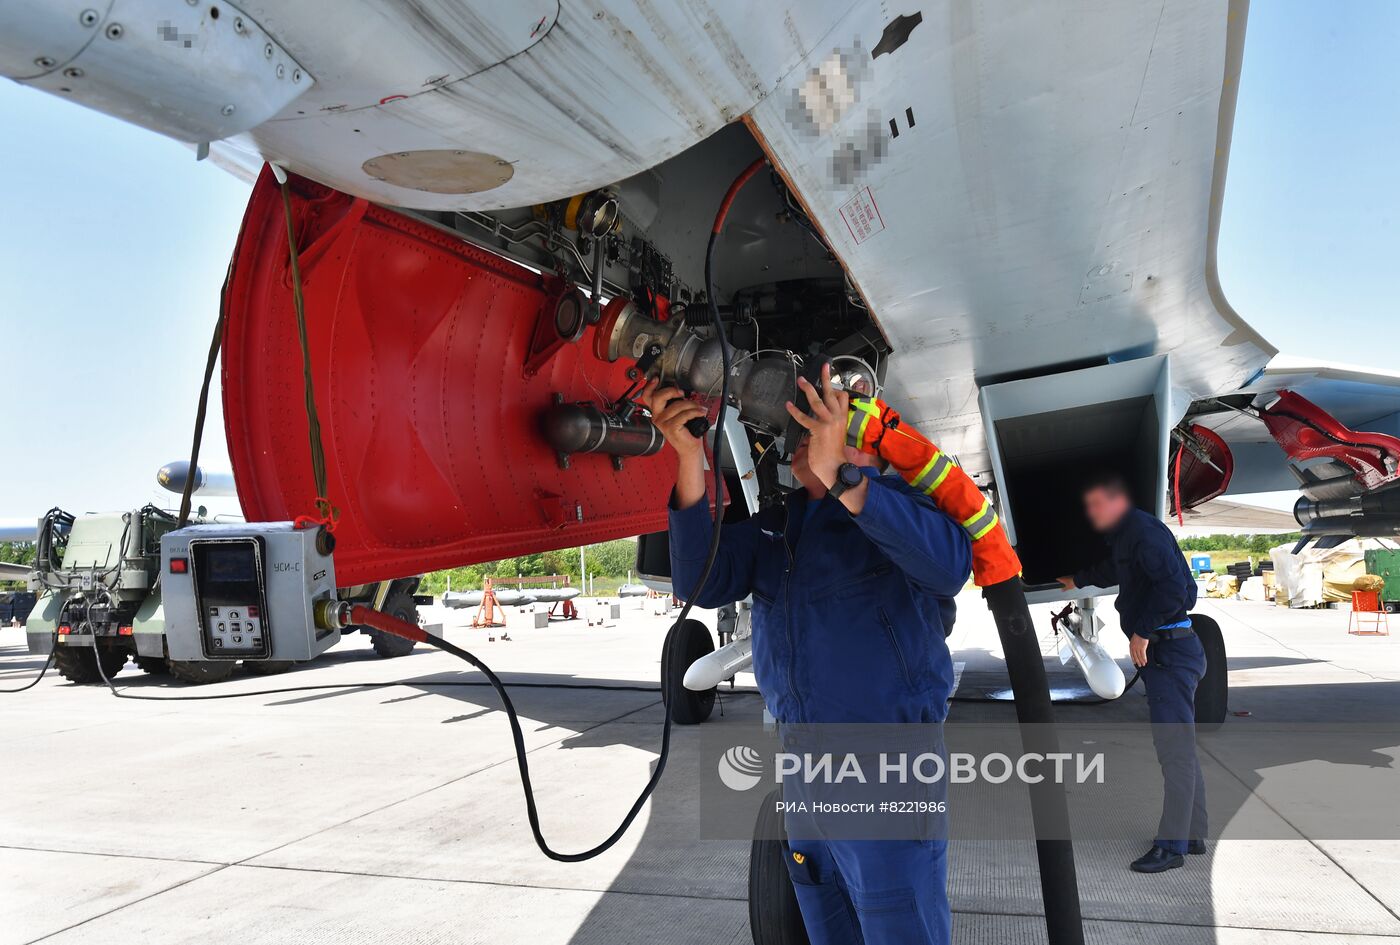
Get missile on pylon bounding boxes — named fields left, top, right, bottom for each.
left=683, top=637, right=753, bottom=691
left=156, top=461, right=237, bottom=498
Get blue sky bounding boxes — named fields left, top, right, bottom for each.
left=1, top=2, right=1396, bottom=517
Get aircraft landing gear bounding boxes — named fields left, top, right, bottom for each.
left=1191, top=613, right=1228, bottom=726
left=748, top=788, right=809, bottom=945
left=660, top=617, right=715, bottom=725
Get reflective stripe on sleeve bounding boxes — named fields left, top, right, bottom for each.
left=911, top=451, right=953, bottom=494
left=961, top=500, right=999, bottom=541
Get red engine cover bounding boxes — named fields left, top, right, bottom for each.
left=1260, top=390, right=1400, bottom=493
left=222, top=168, right=677, bottom=585
left=1171, top=424, right=1233, bottom=515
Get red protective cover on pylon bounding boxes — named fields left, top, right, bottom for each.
left=222, top=168, right=677, bottom=585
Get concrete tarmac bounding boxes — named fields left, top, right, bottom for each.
left=2, top=592, right=1398, bottom=944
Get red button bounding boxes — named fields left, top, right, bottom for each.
left=170, top=558, right=188, bottom=574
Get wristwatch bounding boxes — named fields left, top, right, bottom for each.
left=828, top=462, right=865, bottom=499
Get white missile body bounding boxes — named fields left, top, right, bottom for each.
left=683, top=637, right=753, bottom=691
left=1061, top=626, right=1126, bottom=700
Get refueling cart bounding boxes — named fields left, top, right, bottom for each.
left=24, top=506, right=426, bottom=683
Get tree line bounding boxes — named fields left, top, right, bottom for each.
left=417, top=539, right=638, bottom=595
left=1176, top=532, right=1301, bottom=554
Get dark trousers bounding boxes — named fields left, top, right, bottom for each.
left=783, top=836, right=950, bottom=945
left=779, top=731, right=950, bottom=944
left=1140, top=633, right=1209, bottom=853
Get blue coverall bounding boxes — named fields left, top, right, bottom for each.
left=1074, top=507, right=1208, bottom=854
left=670, top=466, right=972, bottom=944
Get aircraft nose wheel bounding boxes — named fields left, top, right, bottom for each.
left=660, top=618, right=715, bottom=725
left=748, top=788, right=810, bottom=945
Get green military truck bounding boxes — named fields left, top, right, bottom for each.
left=25, top=506, right=425, bottom=684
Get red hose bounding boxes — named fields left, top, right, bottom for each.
left=349, top=604, right=428, bottom=643
left=1172, top=443, right=1185, bottom=527
left=711, top=158, right=766, bottom=234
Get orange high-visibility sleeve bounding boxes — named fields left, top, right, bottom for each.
left=846, top=397, right=1021, bottom=587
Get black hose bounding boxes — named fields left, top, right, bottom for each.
left=981, top=580, right=1085, bottom=945
left=0, top=634, right=56, bottom=693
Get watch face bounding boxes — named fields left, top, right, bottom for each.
left=839, top=463, right=863, bottom=487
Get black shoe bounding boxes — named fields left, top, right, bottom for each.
left=1131, top=845, right=1184, bottom=873
left=1188, top=839, right=1207, bottom=855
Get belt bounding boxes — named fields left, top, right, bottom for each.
left=1153, top=624, right=1196, bottom=641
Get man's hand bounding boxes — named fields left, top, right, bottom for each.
left=640, top=378, right=709, bottom=510
left=1129, top=633, right=1150, bottom=668
left=1056, top=575, right=1077, bottom=592
left=785, top=363, right=850, bottom=487
left=640, top=379, right=706, bottom=459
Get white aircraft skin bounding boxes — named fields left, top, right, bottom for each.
left=4, top=0, right=1272, bottom=480
left=8, top=0, right=1400, bottom=700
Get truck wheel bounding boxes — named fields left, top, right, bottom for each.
left=167, top=659, right=237, bottom=684
left=661, top=618, right=715, bottom=725
left=1191, top=614, right=1228, bottom=727
left=244, top=660, right=295, bottom=675
left=749, top=788, right=810, bottom=945
left=368, top=588, right=418, bottom=658
left=134, top=655, right=169, bottom=675
left=53, top=647, right=127, bottom=684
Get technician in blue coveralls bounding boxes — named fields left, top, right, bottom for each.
left=643, top=366, right=971, bottom=945
left=1058, top=472, right=1208, bottom=874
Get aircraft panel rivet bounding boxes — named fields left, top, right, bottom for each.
left=79, top=9, right=99, bottom=26
left=264, top=43, right=274, bottom=58
left=276, top=64, right=285, bottom=78
left=63, top=67, right=83, bottom=79
left=34, top=56, right=55, bottom=68
left=293, top=69, right=302, bottom=82
left=221, top=104, right=236, bottom=116
left=234, top=16, right=245, bottom=32
left=105, top=22, right=124, bottom=39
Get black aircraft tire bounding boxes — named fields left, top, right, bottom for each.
left=54, top=647, right=126, bottom=684
left=1191, top=613, right=1228, bottom=727
left=661, top=618, right=715, bottom=725
left=748, top=788, right=810, bottom=945
left=167, top=659, right=237, bottom=685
